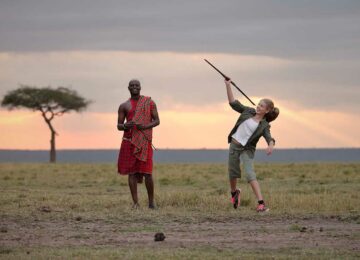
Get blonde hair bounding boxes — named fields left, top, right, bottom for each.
left=262, top=98, right=279, bottom=122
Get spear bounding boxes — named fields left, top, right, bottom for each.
left=204, top=59, right=255, bottom=106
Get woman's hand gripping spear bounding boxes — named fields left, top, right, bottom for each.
left=204, top=59, right=255, bottom=106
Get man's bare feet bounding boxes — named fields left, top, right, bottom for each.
left=132, top=203, right=140, bottom=210
left=149, top=203, right=157, bottom=210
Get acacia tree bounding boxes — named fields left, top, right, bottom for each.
left=1, top=86, right=90, bottom=163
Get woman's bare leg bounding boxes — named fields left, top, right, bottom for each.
left=230, top=178, right=237, bottom=192
left=249, top=180, right=263, bottom=201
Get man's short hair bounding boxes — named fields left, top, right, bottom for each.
left=129, top=79, right=141, bottom=86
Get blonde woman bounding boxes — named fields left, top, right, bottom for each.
left=225, top=79, right=279, bottom=212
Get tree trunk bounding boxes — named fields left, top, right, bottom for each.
left=41, top=111, right=57, bottom=163
left=50, top=130, right=56, bottom=163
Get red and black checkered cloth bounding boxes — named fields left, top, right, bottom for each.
left=118, top=97, right=155, bottom=175
left=131, top=96, right=153, bottom=162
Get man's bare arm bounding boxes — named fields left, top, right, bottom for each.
left=150, top=102, right=160, bottom=128
left=117, top=103, right=135, bottom=131
left=117, top=104, right=126, bottom=131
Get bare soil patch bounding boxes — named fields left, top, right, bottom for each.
left=1, top=215, right=359, bottom=252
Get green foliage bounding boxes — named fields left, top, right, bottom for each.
left=1, top=85, right=90, bottom=113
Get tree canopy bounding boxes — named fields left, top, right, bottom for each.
left=1, top=85, right=91, bottom=163
left=1, top=86, right=90, bottom=115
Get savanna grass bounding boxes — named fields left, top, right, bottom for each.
left=2, top=246, right=359, bottom=260
left=1, top=162, right=359, bottom=259
left=0, top=162, right=359, bottom=221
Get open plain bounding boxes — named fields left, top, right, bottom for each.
left=0, top=163, right=359, bottom=259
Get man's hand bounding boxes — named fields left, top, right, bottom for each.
left=266, top=142, right=274, bottom=156
left=135, top=123, right=147, bottom=130
left=124, top=121, right=136, bottom=129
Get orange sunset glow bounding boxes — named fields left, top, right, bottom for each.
left=1, top=97, right=359, bottom=149
left=0, top=46, right=359, bottom=150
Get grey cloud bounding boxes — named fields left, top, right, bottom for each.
left=0, top=51, right=358, bottom=114
left=0, top=1, right=359, bottom=114
left=0, top=0, right=360, bottom=59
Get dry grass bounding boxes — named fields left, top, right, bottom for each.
left=0, top=162, right=359, bottom=259
left=0, top=162, right=359, bottom=221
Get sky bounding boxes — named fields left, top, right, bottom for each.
left=0, top=0, right=359, bottom=149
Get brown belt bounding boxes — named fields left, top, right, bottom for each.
left=231, top=138, right=245, bottom=148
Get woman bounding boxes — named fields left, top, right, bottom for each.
left=225, top=79, right=279, bottom=212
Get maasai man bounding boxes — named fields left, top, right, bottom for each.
left=117, top=79, right=160, bottom=209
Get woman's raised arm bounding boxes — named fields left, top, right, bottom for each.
left=225, top=79, right=235, bottom=103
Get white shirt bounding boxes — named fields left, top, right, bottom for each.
left=231, top=118, right=259, bottom=146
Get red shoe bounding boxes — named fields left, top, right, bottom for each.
left=256, top=204, right=269, bottom=212
left=230, top=189, right=241, bottom=209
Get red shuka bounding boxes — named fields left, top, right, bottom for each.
left=118, top=97, right=155, bottom=175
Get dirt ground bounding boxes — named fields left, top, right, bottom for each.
left=1, top=215, right=359, bottom=252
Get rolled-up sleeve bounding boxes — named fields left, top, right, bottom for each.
left=263, top=125, right=275, bottom=145
left=229, top=100, right=248, bottom=113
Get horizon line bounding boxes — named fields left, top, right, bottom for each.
left=1, top=147, right=359, bottom=151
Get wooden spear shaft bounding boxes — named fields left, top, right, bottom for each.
left=204, top=59, right=256, bottom=106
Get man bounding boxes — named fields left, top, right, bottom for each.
left=117, top=79, right=160, bottom=209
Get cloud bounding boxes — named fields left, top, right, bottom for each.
left=1, top=1, right=359, bottom=149
left=0, top=51, right=358, bottom=114
left=0, top=0, right=359, bottom=59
